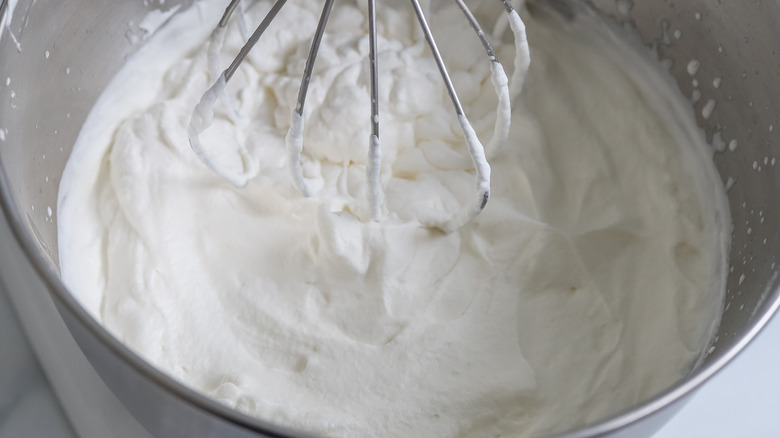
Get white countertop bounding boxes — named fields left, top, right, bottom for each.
left=0, top=281, right=778, bottom=438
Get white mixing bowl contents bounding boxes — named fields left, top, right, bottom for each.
left=56, top=1, right=730, bottom=437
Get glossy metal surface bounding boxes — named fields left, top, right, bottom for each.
left=0, top=1, right=778, bottom=437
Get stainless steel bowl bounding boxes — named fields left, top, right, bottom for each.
left=0, top=1, right=778, bottom=437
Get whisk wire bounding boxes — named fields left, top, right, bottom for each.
left=224, top=0, right=288, bottom=82
left=367, top=0, right=384, bottom=220
left=409, top=0, right=491, bottom=232
left=285, top=0, right=337, bottom=197
left=294, top=0, right=336, bottom=112
left=410, top=0, right=465, bottom=117
left=219, top=0, right=243, bottom=28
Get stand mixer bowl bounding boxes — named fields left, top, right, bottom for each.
left=0, top=1, right=778, bottom=437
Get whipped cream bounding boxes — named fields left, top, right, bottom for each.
left=57, top=1, right=730, bottom=437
